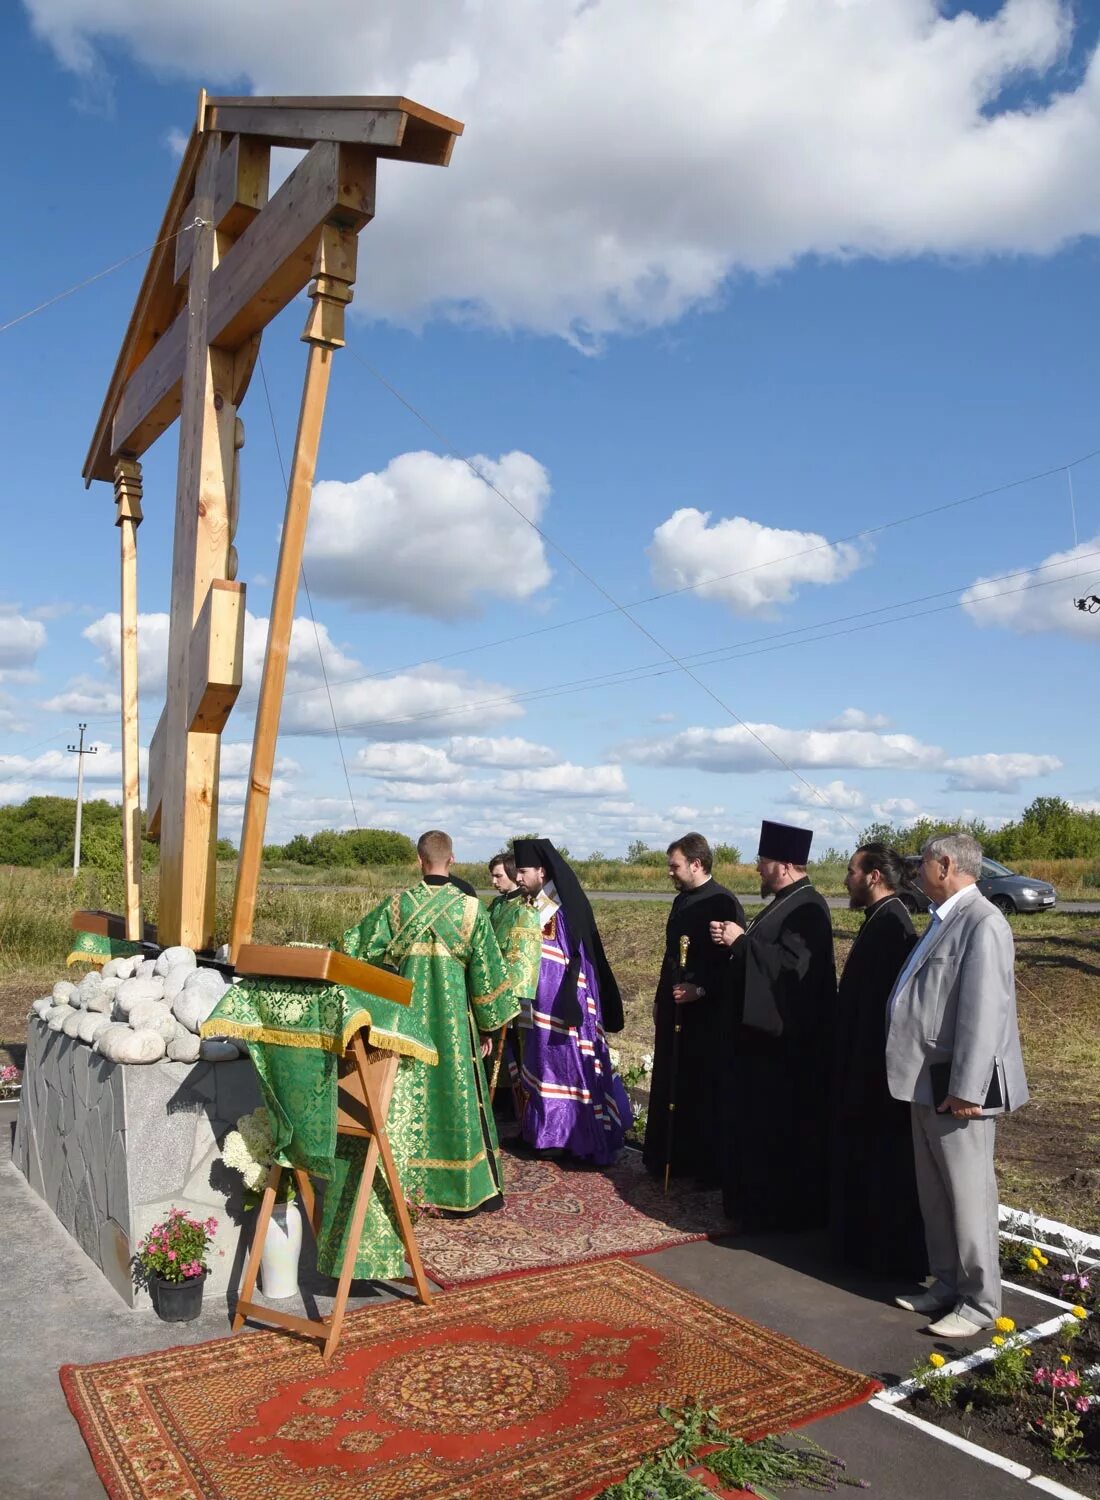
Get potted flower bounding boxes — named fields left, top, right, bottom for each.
left=136, top=1208, right=218, bottom=1321
left=0, top=1064, right=21, bottom=1099
left=222, top=1107, right=302, bottom=1299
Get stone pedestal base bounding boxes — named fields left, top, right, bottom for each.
left=14, top=1019, right=261, bottom=1307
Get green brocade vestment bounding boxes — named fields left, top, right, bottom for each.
left=487, top=892, right=542, bottom=1001
left=325, top=880, right=518, bottom=1278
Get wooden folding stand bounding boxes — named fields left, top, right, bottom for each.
left=229, top=944, right=433, bottom=1363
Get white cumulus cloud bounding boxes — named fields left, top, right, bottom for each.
left=448, top=735, right=558, bottom=768
left=354, top=743, right=460, bottom=781
left=648, top=510, right=862, bottom=615
left=823, top=708, right=892, bottom=732
left=24, top=0, right=1100, bottom=343
left=620, top=722, right=944, bottom=774
left=790, top=778, right=865, bottom=810
left=498, top=763, right=627, bottom=796
left=942, top=751, right=1062, bottom=792
left=304, top=451, right=552, bottom=619
left=961, top=539, right=1100, bottom=639
left=0, top=611, right=47, bottom=680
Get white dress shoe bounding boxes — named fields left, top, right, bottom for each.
left=923, top=1311, right=992, bottom=1338
left=894, top=1289, right=953, bottom=1315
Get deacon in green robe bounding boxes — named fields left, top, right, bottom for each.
left=486, top=849, right=542, bottom=1102
left=319, top=830, right=518, bottom=1277
left=487, top=850, right=542, bottom=1003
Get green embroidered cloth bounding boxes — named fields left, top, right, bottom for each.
left=66, top=930, right=146, bottom=967
left=202, top=974, right=437, bottom=1178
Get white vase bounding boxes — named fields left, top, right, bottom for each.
left=260, top=1201, right=302, bottom=1300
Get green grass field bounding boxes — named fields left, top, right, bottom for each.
left=2, top=866, right=1097, bottom=1231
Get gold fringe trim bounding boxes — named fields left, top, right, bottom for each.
left=409, top=1149, right=487, bottom=1171
left=200, top=1013, right=438, bottom=1066
left=66, top=952, right=107, bottom=968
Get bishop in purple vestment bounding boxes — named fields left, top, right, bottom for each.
left=513, top=839, right=631, bottom=1164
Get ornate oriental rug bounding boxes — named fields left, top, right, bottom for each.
left=61, top=1259, right=879, bottom=1500
left=416, top=1146, right=732, bottom=1288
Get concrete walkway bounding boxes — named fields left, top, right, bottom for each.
left=0, top=1122, right=1064, bottom=1500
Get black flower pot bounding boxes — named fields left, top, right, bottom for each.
left=153, top=1271, right=207, bottom=1322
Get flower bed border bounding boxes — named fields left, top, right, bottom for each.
left=872, top=1283, right=1094, bottom=1500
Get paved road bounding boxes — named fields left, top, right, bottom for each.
left=282, top=883, right=1099, bottom=913
left=582, top=891, right=1100, bottom=912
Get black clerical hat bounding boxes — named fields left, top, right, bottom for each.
left=757, top=819, right=813, bottom=864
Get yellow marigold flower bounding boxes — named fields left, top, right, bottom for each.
left=1060, top=1354, right=1072, bottom=1366
left=1038, top=1255, right=1049, bottom=1267
left=928, top=1353, right=946, bottom=1369
left=1071, top=1306, right=1087, bottom=1320
left=1025, top=1259, right=1040, bottom=1272
left=1031, top=1246, right=1043, bottom=1256
left=991, top=1336, right=1005, bottom=1347
left=994, top=1317, right=1015, bottom=1333
left=1023, top=1348, right=1032, bottom=1356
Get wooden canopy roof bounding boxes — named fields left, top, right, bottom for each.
left=83, top=93, right=463, bottom=485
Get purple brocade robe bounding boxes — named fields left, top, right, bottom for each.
left=518, top=893, right=632, bottom=1163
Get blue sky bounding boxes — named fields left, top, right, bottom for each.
left=2, top=0, right=1099, bottom=859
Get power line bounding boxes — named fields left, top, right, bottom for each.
left=272, top=369, right=1100, bottom=701
left=336, top=343, right=862, bottom=829
left=297, top=550, right=1100, bottom=737
left=256, top=355, right=361, bottom=830
left=270, top=543, right=1100, bottom=711
left=0, top=219, right=205, bottom=336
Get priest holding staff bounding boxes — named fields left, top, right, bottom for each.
left=710, top=820, right=837, bottom=1232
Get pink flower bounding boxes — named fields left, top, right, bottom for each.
left=167, top=1250, right=176, bottom=1261
left=204, top=1217, right=218, bottom=1233
left=1075, top=1397, right=1090, bottom=1413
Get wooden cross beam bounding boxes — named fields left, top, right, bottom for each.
left=83, top=94, right=463, bottom=950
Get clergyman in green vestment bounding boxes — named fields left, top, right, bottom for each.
left=486, top=849, right=542, bottom=1003
left=486, top=848, right=542, bottom=1102
left=318, top=830, right=518, bottom=1279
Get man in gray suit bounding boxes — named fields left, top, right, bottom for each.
left=885, top=832, right=1028, bottom=1338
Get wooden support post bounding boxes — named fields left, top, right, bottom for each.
left=158, top=135, right=243, bottom=949
left=229, top=225, right=357, bottom=961
left=113, top=460, right=144, bottom=940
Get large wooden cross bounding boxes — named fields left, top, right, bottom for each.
left=84, top=93, right=463, bottom=952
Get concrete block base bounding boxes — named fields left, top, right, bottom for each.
left=13, top=1019, right=261, bottom=1307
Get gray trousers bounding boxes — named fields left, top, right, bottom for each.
left=911, top=1104, right=1001, bottom=1323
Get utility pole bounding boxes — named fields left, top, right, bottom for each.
left=68, top=724, right=98, bottom=876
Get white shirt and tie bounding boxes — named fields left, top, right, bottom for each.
left=887, top=885, right=970, bottom=1023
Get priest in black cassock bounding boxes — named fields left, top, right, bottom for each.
left=710, top=820, right=837, bottom=1232
left=829, top=842, right=926, bottom=1278
left=643, top=833, right=744, bottom=1186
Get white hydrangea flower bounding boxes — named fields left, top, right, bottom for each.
left=222, top=1109, right=275, bottom=1191
left=642, top=1052, right=654, bottom=1073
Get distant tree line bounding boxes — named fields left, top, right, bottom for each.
left=0, top=796, right=236, bottom=869
left=264, top=828, right=416, bottom=866
left=858, top=798, right=1100, bottom=862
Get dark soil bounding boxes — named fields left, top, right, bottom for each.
left=911, top=1318, right=1100, bottom=1497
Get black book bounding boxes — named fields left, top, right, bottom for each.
left=929, top=1061, right=1003, bottom=1111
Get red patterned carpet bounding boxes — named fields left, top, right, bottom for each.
left=62, top=1259, right=879, bottom=1500
left=416, top=1145, right=732, bottom=1287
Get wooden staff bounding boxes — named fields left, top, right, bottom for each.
left=229, top=225, right=357, bottom=962
left=664, top=932, right=690, bottom=1193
